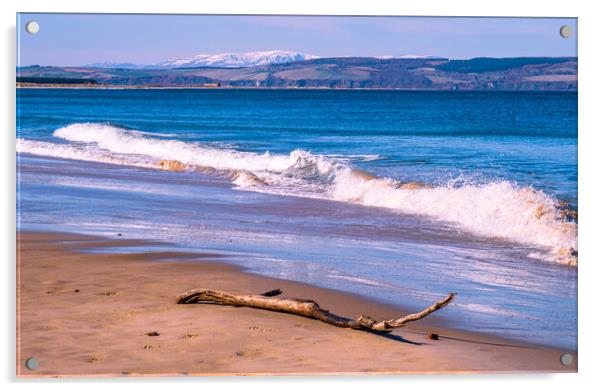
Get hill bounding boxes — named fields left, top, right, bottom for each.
left=17, top=57, right=577, bottom=90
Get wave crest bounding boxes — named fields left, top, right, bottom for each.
left=18, top=123, right=577, bottom=265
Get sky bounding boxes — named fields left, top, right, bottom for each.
left=17, top=13, right=577, bottom=66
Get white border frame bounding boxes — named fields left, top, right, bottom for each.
left=3, top=1, right=601, bottom=389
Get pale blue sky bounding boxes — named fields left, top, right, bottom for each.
left=17, top=13, right=577, bottom=66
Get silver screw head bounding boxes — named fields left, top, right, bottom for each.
left=560, top=353, right=573, bottom=366
left=25, top=357, right=39, bottom=370
left=559, top=25, right=572, bottom=39
left=25, top=21, right=39, bottom=34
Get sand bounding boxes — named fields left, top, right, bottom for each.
left=16, top=231, right=577, bottom=377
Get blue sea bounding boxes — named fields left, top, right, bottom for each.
left=17, top=89, right=577, bottom=349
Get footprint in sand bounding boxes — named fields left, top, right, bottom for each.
left=234, top=349, right=262, bottom=358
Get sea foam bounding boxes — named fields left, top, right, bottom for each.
left=18, top=123, right=577, bottom=265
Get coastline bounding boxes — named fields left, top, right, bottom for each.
left=15, top=84, right=578, bottom=92
left=17, top=231, right=577, bottom=376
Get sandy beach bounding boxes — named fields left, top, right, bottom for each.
left=16, top=231, right=577, bottom=377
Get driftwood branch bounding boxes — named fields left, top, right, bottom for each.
left=176, top=289, right=455, bottom=332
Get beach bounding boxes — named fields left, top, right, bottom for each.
left=16, top=88, right=578, bottom=375
left=17, top=87, right=578, bottom=350
left=17, top=231, right=576, bottom=376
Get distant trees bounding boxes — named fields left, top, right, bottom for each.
left=437, top=57, right=575, bottom=73
left=16, top=77, right=98, bottom=85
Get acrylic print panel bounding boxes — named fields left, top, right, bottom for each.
left=16, top=13, right=578, bottom=376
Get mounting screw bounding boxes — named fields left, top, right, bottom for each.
left=25, top=357, right=39, bottom=370
left=25, top=21, right=39, bottom=34
left=559, top=25, right=572, bottom=39
left=560, top=353, right=573, bottom=366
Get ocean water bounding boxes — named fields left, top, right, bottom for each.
left=17, top=89, right=577, bottom=349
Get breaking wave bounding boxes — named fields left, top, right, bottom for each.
left=18, top=123, right=578, bottom=265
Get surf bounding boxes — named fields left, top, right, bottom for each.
left=18, top=122, right=578, bottom=265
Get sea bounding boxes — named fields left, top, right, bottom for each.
left=16, top=88, right=578, bottom=350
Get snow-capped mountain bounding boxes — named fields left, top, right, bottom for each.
left=155, top=50, right=320, bottom=68
left=83, top=52, right=445, bottom=70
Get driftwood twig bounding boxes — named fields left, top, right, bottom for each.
left=176, top=289, right=455, bottom=332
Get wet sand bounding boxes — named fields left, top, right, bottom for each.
left=17, top=231, right=577, bottom=377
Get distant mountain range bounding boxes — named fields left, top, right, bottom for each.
left=18, top=55, right=577, bottom=91
left=156, top=50, right=319, bottom=68
left=86, top=50, right=320, bottom=69
left=84, top=51, right=449, bottom=69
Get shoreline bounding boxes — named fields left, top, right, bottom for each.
left=17, top=231, right=577, bottom=376
left=16, top=84, right=577, bottom=92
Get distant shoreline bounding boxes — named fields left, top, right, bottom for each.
left=16, top=57, right=578, bottom=92
left=15, top=83, right=577, bottom=92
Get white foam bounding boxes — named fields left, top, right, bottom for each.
left=331, top=169, right=577, bottom=263
left=327, top=273, right=387, bottom=287
left=19, top=123, right=578, bottom=265
left=17, top=138, right=157, bottom=169
left=53, top=123, right=340, bottom=175
left=325, top=153, right=384, bottom=162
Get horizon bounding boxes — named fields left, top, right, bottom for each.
left=17, top=14, right=577, bottom=67
left=16, top=52, right=579, bottom=69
